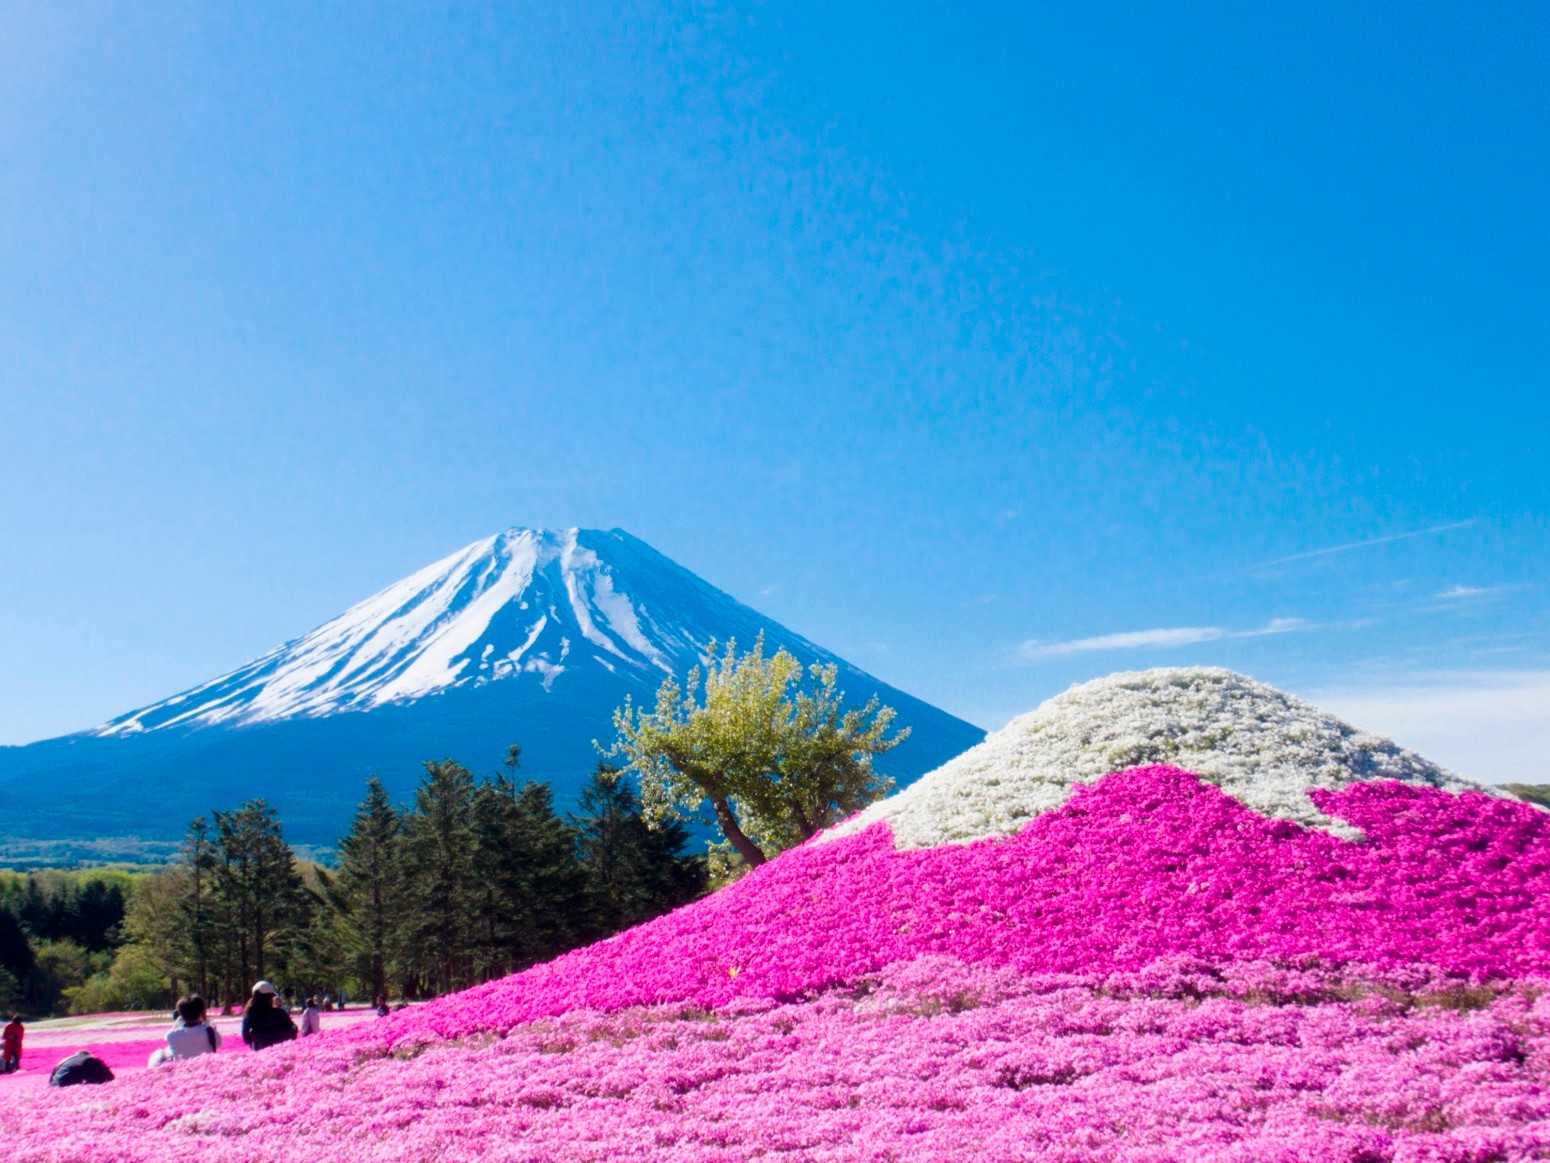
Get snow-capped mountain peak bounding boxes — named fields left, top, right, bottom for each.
left=4, top=528, right=985, bottom=851
left=97, top=528, right=743, bottom=736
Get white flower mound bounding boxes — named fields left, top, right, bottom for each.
left=834, top=667, right=1494, bottom=848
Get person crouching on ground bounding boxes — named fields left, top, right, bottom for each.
left=0, top=1014, right=22, bottom=1074
left=241, top=981, right=297, bottom=1051
left=300, top=996, right=321, bottom=1037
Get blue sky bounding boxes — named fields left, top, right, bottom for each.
left=1, top=2, right=1545, bottom=779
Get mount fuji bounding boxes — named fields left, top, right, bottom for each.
left=0, top=528, right=984, bottom=857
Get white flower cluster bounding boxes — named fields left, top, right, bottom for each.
left=831, top=667, right=1497, bottom=848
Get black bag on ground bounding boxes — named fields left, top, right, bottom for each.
left=49, top=1051, right=114, bottom=1087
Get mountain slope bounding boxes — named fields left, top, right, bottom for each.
left=0, top=528, right=984, bottom=852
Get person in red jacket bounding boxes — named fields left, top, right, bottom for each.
left=1, top=1014, right=22, bottom=1074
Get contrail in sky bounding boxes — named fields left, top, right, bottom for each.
left=1252, top=520, right=1477, bottom=570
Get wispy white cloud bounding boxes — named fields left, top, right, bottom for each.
left=1238, top=617, right=1308, bottom=638
left=1026, top=626, right=1226, bottom=657
left=1020, top=617, right=1309, bottom=658
left=1250, top=520, right=1477, bottom=571
left=1434, top=584, right=1519, bottom=602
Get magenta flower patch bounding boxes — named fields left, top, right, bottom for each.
left=3, top=767, right=1547, bottom=1161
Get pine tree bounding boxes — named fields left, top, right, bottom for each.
left=470, top=768, right=524, bottom=981
left=212, top=800, right=305, bottom=987
left=574, top=762, right=705, bottom=936
left=71, top=880, right=127, bottom=953
left=332, top=777, right=405, bottom=1002
left=0, top=909, right=33, bottom=1002
left=511, top=781, right=587, bottom=964
left=401, top=759, right=480, bottom=994
left=179, top=817, right=218, bottom=998
left=470, top=773, right=587, bottom=978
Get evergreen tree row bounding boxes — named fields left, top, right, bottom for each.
left=330, top=755, right=704, bottom=1000
left=116, top=753, right=705, bottom=1009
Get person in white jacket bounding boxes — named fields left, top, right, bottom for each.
left=299, top=997, right=322, bottom=1037
left=150, top=996, right=223, bottom=1067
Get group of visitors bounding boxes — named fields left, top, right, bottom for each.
left=1, top=982, right=393, bottom=1084
left=148, top=981, right=334, bottom=1068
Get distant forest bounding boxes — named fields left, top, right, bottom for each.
left=0, top=753, right=704, bottom=1016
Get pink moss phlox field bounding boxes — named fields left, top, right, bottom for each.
left=3, top=957, right=1549, bottom=1162
left=3, top=767, right=1549, bottom=1160
left=0, top=1037, right=247, bottom=1090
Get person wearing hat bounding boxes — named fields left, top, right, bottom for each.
left=241, top=981, right=298, bottom=1051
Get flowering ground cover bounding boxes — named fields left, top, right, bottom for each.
left=3, top=957, right=1548, bottom=1161
left=1, top=764, right=1547, bottom=1160
left=0, top=1010, right=380, bottom=1090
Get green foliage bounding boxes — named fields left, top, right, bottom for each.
left=0, top=870, right=132, bottom=953
left=0, top=965, right=20, bottom=1012
left=98, top=803, right=313, bottom=1010
left=574, top=762, right=706, bottom=931
left=212, top=800, right=307, bottom=987
left=610, top=636, right=907, bottom=866
left=702, top=842, right=750, bottom=891
left=0, top=908, right=33, bottom=988
left=0, top=868, right=142, bottom=1015
left=12, top=740, right=720, bottom=1012
left=27, top=939, right=108, bottom=1015
left=122, top=867, right=194, bottom=988
left=330, top=777, right=405, bottom=1003
left=66, top=943, right=170, bottom=1014
left=1503, top=784, right=1550, bottom=809
left=286, top=861, right=351, bottom=997
left=401, top=759, right=482, bottom=994
left=472, top=774, right=587, bottom=977
left=369, top=750, right=704, bottom=998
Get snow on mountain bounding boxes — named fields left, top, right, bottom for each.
left=0, top=527, right=985, bottom=853
left=97, top=528, right=830, bottom=736
left=831, top=666, right=1503, bottom=847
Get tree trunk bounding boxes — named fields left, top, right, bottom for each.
left=709, top=797, right=767, bottom=867
left=789, top=801, right=816, bottom=842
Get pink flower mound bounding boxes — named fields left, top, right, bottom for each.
left=2, top=767, right=1548, bottom=1161
left=381, top=767, right=1550, bottom=1044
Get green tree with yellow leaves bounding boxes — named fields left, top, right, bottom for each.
left=609, top=636, right=907, bottom=870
